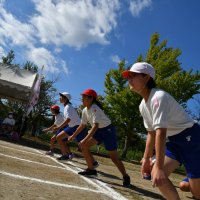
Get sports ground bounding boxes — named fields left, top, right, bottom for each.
left=0, top=139, right=193, bottom=200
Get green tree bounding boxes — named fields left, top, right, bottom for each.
left=104, top=60, right=145, bottom=158
left=0, top=51, right=58, bottom=136
left=104, top=32, right=200, bottom=158
left=2, top=50, right=15, bottom=65
left=146, top=32, right=200, bottom=107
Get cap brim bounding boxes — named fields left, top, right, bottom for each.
left=121, top=70, right=131, bottom=78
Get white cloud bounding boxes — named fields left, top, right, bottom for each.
left=0, top=6, right=35, bottom=47
left=31, top=0, right=120, bottom=49
left=0, top=46, right=6, bottom=58
left=54, top=48, right=62, bottom=53
left=129, top=0, right=152, bottom=17
left=61, top=61, right=69, bottom=75
left=0, top=0, right=121, bottom=76
left=110, top=54, right=120, bottom=64
left=26, top=47, right=68, bottom=75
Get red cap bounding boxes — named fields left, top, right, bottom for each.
left=51, top=105, right=60, bottom=111
left=81, top=89, right=97, bottom=98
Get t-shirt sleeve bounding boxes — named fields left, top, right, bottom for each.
left=65, top=106, right=73, bottom=120
left=151, top=93, right=169, bottom=130
left=81, top=109, right=88, bottom=125
left=91, top=106, right=101, bottom=124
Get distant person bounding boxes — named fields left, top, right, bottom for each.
left=43, top=105, right=65, bottom=156
left=1, top=112, right=15, bottom=135
left=122, top=62, right=200, bottom=199
left=68, top=89, right=130, bottom=187
left=53, top=92, right=86, bottom=160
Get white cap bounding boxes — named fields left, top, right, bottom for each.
left=59, top=92, right=71, bottom=100
left=122, top=62, right=155, bottom=79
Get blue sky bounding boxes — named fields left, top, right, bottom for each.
left=0, top=0, right=200, bottom=111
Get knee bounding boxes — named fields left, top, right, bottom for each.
left=179, top=181, right=190, bottom=192
left=109, top=153, right=119, bottom=163
left=192, top=192, right=200, bottom=200
left=56, top=135, right=62, bottom=142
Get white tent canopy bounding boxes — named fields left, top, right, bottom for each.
left=0, top=64, right=38, bottom=102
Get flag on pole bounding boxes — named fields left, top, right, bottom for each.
left=26, top=66, right=44, bottom=116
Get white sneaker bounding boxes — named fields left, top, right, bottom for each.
left=69, top=153, right=74, bottom=160
left=45, top=150, right=54, bottom=156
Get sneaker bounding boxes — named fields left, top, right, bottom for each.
left=69, top=153, right=74, bottom=160
left=123, top=175, right=131, bottom=187
left=78, top=169, right=97, bottom=177
left=45, top=150, right=54, bottom=156
left=57, top=154, right=70, bottom=160
left=93, top=160, right=99, bottom=169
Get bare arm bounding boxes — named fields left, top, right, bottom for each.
left=43, top=124, right=56, bottom=132
left=151, top=128, right=167, bottom=187
left=83, top=123, right=99, bottom=142
left=143, top=131, right=156, bottom=161
left=154, top=128, right=166, bottom=170
left=68, top=124, right=86, bottom=141
left=141, top=131, right=156, bottom=176
left=55, top=118, right=71, bottom=130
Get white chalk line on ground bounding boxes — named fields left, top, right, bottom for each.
left=39, top=150, right=128, bottom=200
left=0, top=140, right=46, bottom=153
left=0, top=141, right=128, bottom=200
left=0, top=170, right=104, bottom=195
left=0, top=144, right=47, bottom=157
left=0, top=152, right=65, bottom=170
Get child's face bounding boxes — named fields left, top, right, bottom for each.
left=59, top=95, right=65, bottom=104
left=82, top=95, right=93, bottom=107
left=51, top=108, right=56, bottom=115
left=128, top=72, right=148, bottom=94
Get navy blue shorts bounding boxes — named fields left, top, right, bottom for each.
left=64, top=125, right=86, bottom=142
left=93, top=124, right=118, bottom=151
left=54, top=127, right=66, bottom=136
left=182, top=177, right=189, bottom=182
left=166, top=123, right=200, bottom=178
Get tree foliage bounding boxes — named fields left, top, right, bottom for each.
left=104, top=61, right=145, bottom=157
left=103, top=32, right=200, bottom=157
left=146, top=33, right=200, bottom=106
left=0, top=50, right=57, bottom=135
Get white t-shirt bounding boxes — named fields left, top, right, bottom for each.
left=3, top=117, right=15, bottom=126
left=139, top=88, right=195, bottom=137
left=81, top=104, right=111, bottom=128
left=63, top=104, right=81, bottom=127
left=54, top=113, right=65, bottom=126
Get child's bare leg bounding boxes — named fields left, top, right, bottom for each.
left=157, top=156, right=180, bottom=199
left=108, top=150, right=128, bottom=176
left=189, top=178, right=200, bottom=199
left=56, top=131, right=71, bottom=155
left=80, top=138, right=97, bottom=169
left=159, top=179, right=180, bottom=200
left=50, top=135, right=56, bottom=150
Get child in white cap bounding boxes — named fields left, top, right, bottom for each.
left=122, top=62, right=200, bottom=199
left=53, top=92, right=86, bottom=160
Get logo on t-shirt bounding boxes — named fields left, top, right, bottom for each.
left=186, top=135, right=191, bottom=142
left=153, top=97, right=159, bottom=109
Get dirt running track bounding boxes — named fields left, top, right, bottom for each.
left=0, top=139, right=193, bottom=200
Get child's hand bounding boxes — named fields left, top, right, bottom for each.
left=141, top=158, right=151, bottom=178
left=68, top=135, right=74, bottom=142
left=79, top=138, right=87, bottom=148
left=53, top=127, right=59, bottom=132
left=151, top=166, right=167, bottom=187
